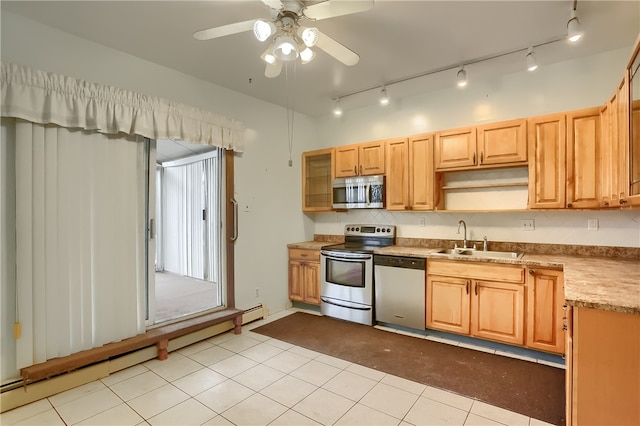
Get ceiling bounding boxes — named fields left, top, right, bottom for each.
left=2, top=1, right=639, bottom=118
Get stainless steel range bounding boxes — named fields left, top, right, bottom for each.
left=320, top=224, right=395, bottom=325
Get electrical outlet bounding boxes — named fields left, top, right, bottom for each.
left=521, top=219, right=535, bottom=231
left=419, top=217, right=425, bottom=227
left=588, top=218, right=599, bottom=231
left=255, top=287, right=259, bottom=297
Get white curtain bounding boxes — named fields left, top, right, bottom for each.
left=14, top=120, right=146, bottom=369
left=1, top=62, right=245, bottom=151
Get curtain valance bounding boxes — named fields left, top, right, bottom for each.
left=1, top=62, right=245, bottom=151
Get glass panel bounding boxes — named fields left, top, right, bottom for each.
left=326, top=259, right=365, bottom=288
left=304, top=153, right=332, bottom=208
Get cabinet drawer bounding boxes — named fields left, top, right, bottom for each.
left=289, top=248, right=320, bottom=262
left=428, top=260, right=525, bottom=283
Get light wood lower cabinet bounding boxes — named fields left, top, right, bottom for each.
left=566, top=306, right=640, bottom=425
left=288, top=248, right=320, bottom=305
left=526, top=268, right=565, bottom=354
left=426, top=260, right=525, bottom=346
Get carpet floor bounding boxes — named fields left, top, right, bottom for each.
left=252, top=312, right=565, bottom=425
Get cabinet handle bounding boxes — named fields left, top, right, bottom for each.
left=480, top=152, right=484, bottom=164
left=359, top=164, right=363, bottom=175
left=620, top=198, right=627, bottom=205
left=529, top=269, right=535, bottom=275
left=474, top=282, right=478, bottom=296
left=604, top=201, right=609, bottom=207
left=473, top=153, right=476, bottom=165
left=562, top=325, right=568, bottom=331
left=354, top=165, right=358, bottom=175
left=466, top=281, right=470, bottom=294
left=567, top=203, right=573, bottom=208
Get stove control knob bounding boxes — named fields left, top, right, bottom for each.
left=386, top=228, right=391, bottom=232
left=376, top=228, right=380, bottom=232
left=356, top=227, right=360, bottom=231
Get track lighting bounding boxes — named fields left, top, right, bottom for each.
left=333, top=99, right=343, bottom=116
left=567, top=9, right=583, bottom=43
left=379, top=87, right=389, bottom=106
left=526, top=48, right=538, bottom=72
left=456, top=67, right=467, bottom=87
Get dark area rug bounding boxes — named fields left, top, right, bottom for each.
left=252, top=312, right=565, bottom=425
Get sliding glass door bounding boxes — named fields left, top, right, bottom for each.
left=153, top=148, right=224, bottom=323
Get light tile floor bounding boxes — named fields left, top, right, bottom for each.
left=1, top=310, right=558, bottom=426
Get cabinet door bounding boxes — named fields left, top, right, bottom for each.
left=617, top=76, right=630, bottom=204
left=303, top=262, right=321, bottom=305
left=435, top=127, right=477, bottom=170
left=599, top=103, right=614, bottom=207
left=408, top=133, right=435, bottom=210
left=426, top=275, right=470, bottom=334
left=528, top=113, right=566, bottom=208
left=335, top=145, right=359, bottom=178
left=470, top=280, right=525, bottom=345
left=566, top=108, right=601, bottom=209
left=476, top=119, right=527, bottom=166
left=302, top=148, right=334, bottom=212
left=385, top=138, right=409, bottom=210
left=288, top=260, right=304, bottom=302
left=629, top=42, right=640, bottom=205
left=359, top=141, right=385, bottom=175
left=526, top=268, right=565, bottom=354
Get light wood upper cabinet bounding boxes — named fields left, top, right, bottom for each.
left=427, top=260, right=525, bottom=346
left=476, top=119, right=527, bottom=166
left=386, top=134, right=435, bottom=211
left=335, top=140, right=385, bottom=178
left=302, top=148, right=334, bottom=212
left=385, top=138, right=410, bottom=210
left=566, top=108, right=601, bottom=209
left=628, top=37, right=640, bottom=206
left=526, top=268, right=565, bottom=354
left=528, top=113, right=566, bottom=209
left=435, top=127, right=476, bottom=170
left=435, top=120, right=527, bottom=171
left=408, top=133, right=435, bottom=210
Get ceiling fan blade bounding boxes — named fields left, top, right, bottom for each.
left=304, top=0, right=374, bottom=21
left=193, top=19, right=256, bottom=41
left=265, top=61, right=283, bottom=78
left=261, top=0, right=283, bottom=10
left=315, top=30, right=360, bottom=66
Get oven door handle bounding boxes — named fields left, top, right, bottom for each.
left=321, top=297, right=372, bottom=311
left=321, top=251, right=372, bottom=261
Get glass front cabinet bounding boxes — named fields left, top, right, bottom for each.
left=302, top=148, right=334, bottom=212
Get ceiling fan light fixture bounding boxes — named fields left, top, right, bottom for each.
left=567, top=9, right=583, bottom=43
left=379, top=87, right=389, bottom=106
left=456, top=67, right=467, bottom=87
left=260, top=47, right=277, bottom=65
left=273, top=34, right=299, bottom=61
left=526, top=48, right=538, bottom=71
left=253, top=19, right=275, bottom=42
left=301, top=27, right=319, bottom=47
left=300, top=47, right=315, bottom=64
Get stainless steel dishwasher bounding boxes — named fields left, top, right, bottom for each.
left=374, top=255, right=426, bottom=330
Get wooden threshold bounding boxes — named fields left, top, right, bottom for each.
left=20, top=308, right=243, bottom=384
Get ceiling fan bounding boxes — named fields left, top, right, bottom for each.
left=193, top=0, right=374, bottom=78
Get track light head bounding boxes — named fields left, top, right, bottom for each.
left=567, top=9, right=583, bottom=43
left=456, top=68, right=467, bottom=87
left=526, top=48, right=538, bottom=72
left=333, top=99, right=343, bottom=116
left=379, top=87, right=389, bottom=106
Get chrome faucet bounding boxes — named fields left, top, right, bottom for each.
left=456, top=220, right=467, bottom=249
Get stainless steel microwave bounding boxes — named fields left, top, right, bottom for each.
left=332, top=175, right=385, bottom=209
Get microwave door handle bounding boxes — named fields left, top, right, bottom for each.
left=366, top=183, right=371, bottom=204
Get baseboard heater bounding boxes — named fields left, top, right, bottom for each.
left=242, top=304, right=266, bottom=324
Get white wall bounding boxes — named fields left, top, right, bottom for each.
left=0, top=11, right=318, bottom=315
left=311, top=46, right=640, bottom=248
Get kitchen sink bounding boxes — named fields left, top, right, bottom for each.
left=435, top=248, right=523, bottom=259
